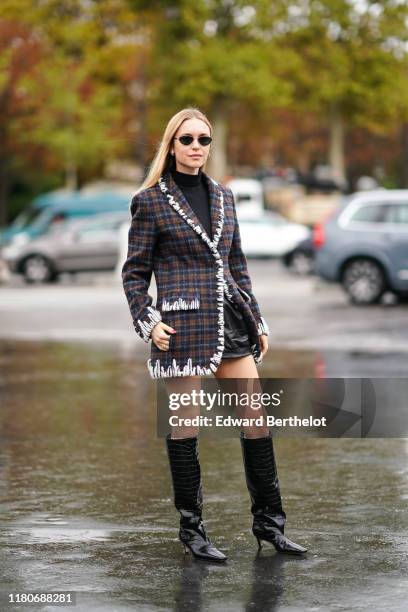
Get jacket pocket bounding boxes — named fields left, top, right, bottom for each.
left=160, top=292, right=200, bottom=312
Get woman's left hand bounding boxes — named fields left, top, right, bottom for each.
left=260, top=334, right=268, bottom=357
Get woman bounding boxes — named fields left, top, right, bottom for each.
left=122, top=108, right=307, bottom=561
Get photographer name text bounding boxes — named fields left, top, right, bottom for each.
left=168, top=415, right=327, bottom=428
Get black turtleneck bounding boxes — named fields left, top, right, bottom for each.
left=171, top=166, right=213, bottom=240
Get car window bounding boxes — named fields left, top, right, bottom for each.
left=348, top=203, right=389, bottom=223
left=30, top=207, right=59, bottom=231
left=384, top=204, right=408, bottom=224
left=73, top=217, right=127, bottom=241
left=10, top=205, right=46, bottom=229
left=78, top=219, right=122, bottom=234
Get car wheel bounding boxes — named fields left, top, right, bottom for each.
left=22, top=255, right=57, bottom=284
left=342, top=259, right=385, bottom=304
left=289, top=251, right=314, bottom=276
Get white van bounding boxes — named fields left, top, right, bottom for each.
left=225, top=178, right=264, bottom=219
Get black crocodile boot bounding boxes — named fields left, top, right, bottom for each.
left=240, top=431, right=307, bottom=555
left=166, top=434, right=227, bottom=562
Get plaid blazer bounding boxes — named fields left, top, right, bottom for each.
left=121, top=169, right=269, bottom=379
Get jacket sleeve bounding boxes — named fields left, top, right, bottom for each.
left=121, top=193, right=162, bottom=343
left=227, top=188, right=269, bottom=336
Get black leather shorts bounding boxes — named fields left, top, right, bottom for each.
left=222, top=296, right=253, bottom=359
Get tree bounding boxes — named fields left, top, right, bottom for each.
left=0, top=0, right=135, bottom=224
left=129, top=0, right=408, bottom=186
left=0, top=17, right=43, bottom=226
left=258, top=0, right=408, bottom=187
left=129, top=0, right=295, bottom=180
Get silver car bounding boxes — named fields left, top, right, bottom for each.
left=2, top=211, right=130, bottom=283
left=314, top=190, right=408, bottom=304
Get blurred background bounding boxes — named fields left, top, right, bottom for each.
left=1, top=2, right=408, bottom=610
left=1, top=0, right=408, bottom=302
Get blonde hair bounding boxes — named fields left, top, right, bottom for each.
left=136, top=107, right=212, bottom=194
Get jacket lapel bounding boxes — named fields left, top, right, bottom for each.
left=158, top=170, right=224, bottom=252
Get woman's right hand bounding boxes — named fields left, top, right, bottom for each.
left=151, top=321, right=177, bottom=351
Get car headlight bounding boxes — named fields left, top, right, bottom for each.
left=2, top=245, right=21, bottom=259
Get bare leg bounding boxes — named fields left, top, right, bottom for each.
left=214, top=355, right=269, bottom=438
left=164, top=375, right=202, bottom=439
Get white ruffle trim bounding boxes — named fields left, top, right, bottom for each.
left=147, top=357, right=213, bottom=378
left=257, top=316, right=269, bottom=336
left=162, top=297, right=200, bottom=311
left=223, top=279, right=234, bottom=301
left=136, top=306, right=162, bottom=343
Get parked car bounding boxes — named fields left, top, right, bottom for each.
left=281, top=236, right=315, bottom=275
left=238, top=212, right=310, bottom=258
left=2, top=211, right=130, bottom=283
left=0, top=188, right=132, bottom=248
left=314, top=190, right=408, bottom=304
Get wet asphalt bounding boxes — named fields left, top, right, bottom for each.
left=0, top=261, right=408, bottom=610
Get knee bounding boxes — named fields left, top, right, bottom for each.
left=241, top=425, right=269, bottom=439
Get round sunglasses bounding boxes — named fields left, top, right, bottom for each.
left=173, top=135, right=212, bottom=146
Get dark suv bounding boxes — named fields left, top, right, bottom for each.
left=314, top=191, right=408, bottom=304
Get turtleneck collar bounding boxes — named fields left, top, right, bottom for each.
left=171, top=166, right=203, bottom=187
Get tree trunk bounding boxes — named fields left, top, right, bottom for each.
left=328, top=102, right=347, bottom=190
left=401, top=122, right=408, bottom=188
left=0, top=156, right=9, bottom=227
left=207, top=105, right=227, bottom=182
left=65, top=159, right=78, bottom=190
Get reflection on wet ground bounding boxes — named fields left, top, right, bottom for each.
left=0, top=341, right=407, bottom=611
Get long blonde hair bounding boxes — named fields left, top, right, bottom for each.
left=136, top=107, right=213, bottom=194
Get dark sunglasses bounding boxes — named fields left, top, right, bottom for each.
left=174, top=135, right=212, bottom=146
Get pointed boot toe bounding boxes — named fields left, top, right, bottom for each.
left=256, top=530, right=307, bottom=555
left=180, top=520, right=227, bottom=562
left=197, top=542, right=228, bottom=562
